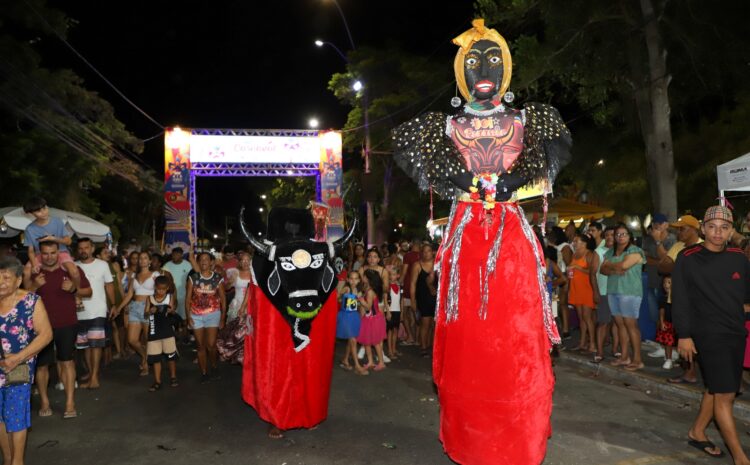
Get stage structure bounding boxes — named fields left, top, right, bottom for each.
left=163, top=128, right=344, bottom=251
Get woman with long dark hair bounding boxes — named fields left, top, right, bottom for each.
left=601, top=223, right=646, bottom=371
left=410, top=243, right=437, bottom=357
left=568, top=233, right=599, bottom=353
left=116, top=251, right=158, bottom=376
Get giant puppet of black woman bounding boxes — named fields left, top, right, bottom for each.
left=239, top=207, right=356, bottom=438
left=392, top=19, right=572, bottom=465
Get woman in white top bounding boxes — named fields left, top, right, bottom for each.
left=226, top=252, right=252, bottom=321
left=116, top=251, right=161, bottom=376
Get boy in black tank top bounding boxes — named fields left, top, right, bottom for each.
left=145, top=276, right=179, bottom=391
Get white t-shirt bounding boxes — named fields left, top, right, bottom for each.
left=76, top=258, right=114, bottom=320
left=389, top=283, right=401, bottom=313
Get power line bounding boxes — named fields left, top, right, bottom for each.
left=23, top=0, right=165, bottom=130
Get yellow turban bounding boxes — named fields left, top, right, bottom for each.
left=453, top=19, right=512, bottom=102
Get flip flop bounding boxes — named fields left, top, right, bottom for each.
left=267, top=427, right=284, bottom=440
left=63, top=410, right=77, bottom=419
left=624, top=362, right=645, bottom=371
left=38, top=407, right=53, bottom=417
left=338, top=363, right=353, bottom=371
left=668, top=377, right=697, bottom=385
left=687, top=438, right=725, bottom=458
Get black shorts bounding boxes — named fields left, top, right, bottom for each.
left=37, top=325, right=78, bottom=366
left=695, top=333, right=745, bottom=394
left=387, top=312, right=401, bottom=331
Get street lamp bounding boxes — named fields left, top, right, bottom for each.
left=320, top=1, right=374, bottom=247
left=314, top=39, right=348, bottom=62
left=260, top=194, right=267, bottom=200
left=259, top=207, right=264, bottom=212
left=308, top=117, right=319, bottom=128
left=213, top=234, right=218, bottom=239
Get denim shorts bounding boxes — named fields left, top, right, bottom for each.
left=608, top=294, right=642, bottom=319
left=0, top=384, right=31, bottom=432
left=191, top=311, right=221, bottom=329
left=128, top=301, right=148, bottom=325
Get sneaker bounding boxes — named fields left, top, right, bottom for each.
left=54, top=381, right=78, bottom=390
left=647, top=347, right=666, bottom=358
left=382, top=354, right=391, bottom=364
left=662, top=359, right=674, bottom=370
left=357, top=347, right=365, bottom=359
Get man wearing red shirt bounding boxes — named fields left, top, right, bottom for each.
left=24, top=241, right=91, bottom=419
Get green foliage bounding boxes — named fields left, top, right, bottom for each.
left=327, top=44, right=456, bottom=238
left=0, top=1, right=161, bottom=241
left=263, top=178, right=317, bottom=210
left=475, top=0, right=750, bottom=213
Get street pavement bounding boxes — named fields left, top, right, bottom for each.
left=25, top=341, right=750, bottom=465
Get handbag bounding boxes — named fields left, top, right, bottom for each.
left=0, top=343, right=30, bottom=386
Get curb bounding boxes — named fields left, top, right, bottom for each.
left=558, top=351, right=750, bottom=423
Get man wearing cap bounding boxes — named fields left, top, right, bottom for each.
left=643, top=214, right=677, bottom=361
left=658, top=214, right=703, bottom=384
left=672, top=206, right=750, bottom=462
left=657, top=215, right=702, bottom=275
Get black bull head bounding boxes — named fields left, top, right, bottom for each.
left=240, top=207, right=357, bottom=352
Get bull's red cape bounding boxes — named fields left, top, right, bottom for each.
left=432, top=201, right=555, bottom=465
left=242, top=283, right=337, bottom=430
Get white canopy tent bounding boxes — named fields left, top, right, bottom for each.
left=0, top=207, right=111, bottom=242
left=717, top=152, right=750, bottom=204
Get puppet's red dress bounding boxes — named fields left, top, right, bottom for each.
left=241, top=283, right=338, bottom=430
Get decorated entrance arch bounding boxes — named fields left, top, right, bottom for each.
left=163, top=128, right=344, bottom=251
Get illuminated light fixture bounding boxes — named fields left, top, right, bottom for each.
left=597, top=159, right=605, bottom=167
left=213, top=234, right=218, bottom=239
left=260, top=194, right=267, bottom=200
left=308, top=118, right=319, bottom=128
left=352, top=80, right=363, bottom=91
left=287, top=169, right=294, bottom=175
left=398, top=223, right=403, bottom=228
left=259, top=207, right=264, bottom=212
left=314, top=39, right=324, bottom=47
left=166, top=126, right=189, bottom=150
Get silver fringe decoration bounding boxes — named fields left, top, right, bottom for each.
left=478, top=205, right=507, bottom=320
left=443, top=206, right=473, bottom=322
left=515, top=204, right=561, bottom=344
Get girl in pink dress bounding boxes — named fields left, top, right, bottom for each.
left=357, top=269, right=388, bottom=371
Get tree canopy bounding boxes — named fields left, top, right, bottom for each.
left=0, top=1, right=161, bottom=242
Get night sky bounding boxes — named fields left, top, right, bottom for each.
left=40, top=0, right=476, bottom=240
left=47, top=0, right=475, bottom=158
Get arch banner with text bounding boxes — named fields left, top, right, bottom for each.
left=163, top=128, right=344, bottom=251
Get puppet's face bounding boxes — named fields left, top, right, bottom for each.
left=464, top=39, right=504, bottom=101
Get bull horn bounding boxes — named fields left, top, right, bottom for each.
left=239, top=206, right=270, bottom=256
left=332, top=218, right=358, bottom=256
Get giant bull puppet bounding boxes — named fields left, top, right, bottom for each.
left=240, top=206, right=356, bottom=351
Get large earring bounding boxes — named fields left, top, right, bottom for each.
left=503, top=91, right=514, bottom=104
left=450, top=84, right=462, bottom=108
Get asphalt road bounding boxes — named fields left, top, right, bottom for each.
left=24, top=342, right=750, bottom=465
